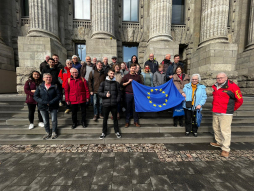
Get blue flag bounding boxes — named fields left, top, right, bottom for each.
left=132, top=80, right=185, bottom=112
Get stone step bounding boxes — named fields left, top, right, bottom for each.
left=0, top=132, right=253, bottom=145
left=5, top=116, right=254, bottom=126
left=0, top=124, right=253, bottom=135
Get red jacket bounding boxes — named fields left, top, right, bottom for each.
left=24, top=80, right=38, bottom=104
left=58, top=67, right=71, bottom=88
left=64, top=76, right=90, bottom=104
left=212, top=80, right=243, bottom=114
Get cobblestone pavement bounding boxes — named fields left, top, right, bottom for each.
left=0, top=143, right=254, bottom=191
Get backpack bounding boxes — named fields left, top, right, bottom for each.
left=68, top=77, right=85, bottom=86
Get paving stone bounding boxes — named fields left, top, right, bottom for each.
left=0, top=176, right=17, bottom=191
left=83, top=153, right=102, bottom=163
left=19, top=153, right=44, bottom=163
left=68, top=177, right=92, bottom=191
left=150, top=175, right=174, bottom=191
left=206, top=161, right=235, bottom=174
left=213, top=182, right=237, bottom=191
left=75, top=163, right=98, bottom=177
left=130, top=157, right=147, bottom=169
left=90, top=185, right=112, bottom=191
left=221, top=173, right=254, bottom=191
left=25, top=177, right=54, bottom=191
left=132, top=184, right=154, bottom=191
left=113, top=161, right=131, bottom=176
left=38, top=166, right=63, bottom=177
left=112, top=176, right=132, bottom=191
left=11, top=174, right=37, bottom=186
left=131, top=168, right=151, bottom=184
left=172, top=183, right=191, bottom=191
left=147, top=162, right=167, bottom=175
left=47, top=186, right=70, bottom=191
left=3, top=186, right=27, bottom=191
left=97, top=157, right=115, bottom=169
left=51, top=169, right=78, bottom=185
left=92, top=169, right=113, bottom=185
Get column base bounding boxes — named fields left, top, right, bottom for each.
left=27, top=29, right=60, bottom=43
left=17, top=36, right=67, bottom=94
left=148, top=35, right=173, bottom=43
left=144, top=41, right=179, bottom=65
left=91, top=32, right=115, bottom=39
left=198, top=36, right=228, bottom=48
left=86, top=38, right=117, bottom=61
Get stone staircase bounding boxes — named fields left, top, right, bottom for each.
left=0, top=94, right=254, bottom=144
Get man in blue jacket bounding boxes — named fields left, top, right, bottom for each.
left=166, top=54, right=184, bottom=80
left=71, top=55, right=82, bottom=73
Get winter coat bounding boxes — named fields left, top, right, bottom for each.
left=160, top=59, right=171, bottom=73
left=58, top=66, right=71, bottom=88
left=173, top=73, right=190, bottom=94
left=34, top=82, right=61, bottom=111
left=144, top=59, right=158, bottom=74
left=88, top=68, right=106, bottom=93
left=141, top=72, right=153, bottom=87
left=120, top=69, right=129, bottom=77
left=40, top=60, right=48, bottom=72
left=64, top=76, right=90, bottom=105
left=98, top=77, right=121, bottom=107
left=55, top=62, right=64, bottom=71
left=41, top=65, right=61, bottom=85
left=153, top=71, right=166, bottom=87
left=72, top=61, right=82, bottom=73
left=182, top=82, right=207, bottom=111
left=24, top=80, right=39, bottom=104
left=103, top=64, right=111, bottom=75
left=166, top=62, right=185, bottom=79
left=80, top=63, right=94, bottom=81
left=212, top=80, right=243, bottom=114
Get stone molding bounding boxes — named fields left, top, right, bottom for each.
left=246, top=0, right=254, bottom=50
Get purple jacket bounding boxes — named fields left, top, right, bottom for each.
left=24, top=80, right=38, bottom=104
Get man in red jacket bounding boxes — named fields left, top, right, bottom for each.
left=210, top=72, right=243, bottom=158
left=65, top=68, right=90, bottom=129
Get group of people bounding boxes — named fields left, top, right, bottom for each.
left=24, top=53, right=243, bottom=158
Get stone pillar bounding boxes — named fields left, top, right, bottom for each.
left=199, top=0, right=229, bottom=47
left=27, top=0, right=59, bottom=42
left=246, top=0, right=254, bottom=50
left=148, top=0, right=172, bottom=42
left=91, top=0, right=115, bottom=39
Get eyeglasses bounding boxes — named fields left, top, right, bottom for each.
left=192, top=79, right=198, bottom=81
left=216, top=77, right=225, bottom=80
left=71, top=72, right=78, bottom=74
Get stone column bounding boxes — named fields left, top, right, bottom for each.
left=148, top=0, right=172, bottom=42
left=91, top=0, right=115, bottom=39
left=27, top=0, right=59, bottom=42
left=199, top=0, right=229, bottom=47
left=246, top=0, right=254, bottom=50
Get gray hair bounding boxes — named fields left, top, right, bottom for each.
left=43, top=73, right=52, bottom=78
left=65, top=59, right=71, bottom=64
left=72, top=55, right=78, bottom=59
left=70, top=68, right=78, bottom=73
left=217, top=72, right=227, bottom=78
left=191, top=74, right=201, bottom=82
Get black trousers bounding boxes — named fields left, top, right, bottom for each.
left=27, top=103, right=43, bottom=124
left=71, top=103, right=86, bottom=124
left=103, top=106, right=119, bottom=134
left=125, top=93, right=139, bottom=123
left=184, top=109, right=198, bottom=133
left=173, top=116, right=184, bottom=125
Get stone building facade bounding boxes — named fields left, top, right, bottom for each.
left=0, top=0, right=254, bottom=94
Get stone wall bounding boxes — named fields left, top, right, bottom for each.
left=0, top=69, right=16, bottom=93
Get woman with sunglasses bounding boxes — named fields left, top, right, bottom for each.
left=141, top=65, right=153, bottom=87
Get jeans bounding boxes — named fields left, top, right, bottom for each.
left=93, top=93, right=102, bottom=116
left=125, top=93, right=139, bottom=123
left=103, top=106, right=119, bottom=134
left=72, top=103, right=86, bottom=124
left=40, top=109, right=58, bottom=134
left=27, top=103, right=43, bottom=124
left=184, top=109, right=198, bottom=133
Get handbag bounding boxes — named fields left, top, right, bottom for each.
left=186, top=101, right=192, bottom=108
left=195, top=109, right=202, bottom=127
left=173, top=103, right=185, bottom=117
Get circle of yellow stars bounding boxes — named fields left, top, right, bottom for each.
left=147, top=88, right=168, bottom=108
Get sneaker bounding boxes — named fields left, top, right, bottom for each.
left=99, top=115, right=104, bottom=119
left=210, top=142, right=222, bottom=148
left=38, top=122, right=44, bottom=127
left=115, top=132, right=122, bottom=138
left=93, top=115, right=97, bottom=121
left=65, top=109, right=70, bottom=114
left=221, top=150, right=229, bottom=158
left=59, top=102, right=64, bottom=106
left=51, top=132, right=58, bottom=139
left=193, top=133, right=198, bottom=137
left=185, top=132, right=190, bottom=136
left=43, top=133, right=51, bottom=140
left=99, top=133, right=106, bottom=139
left=28, top=124, right=34, bottom=130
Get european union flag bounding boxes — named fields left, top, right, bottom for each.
left=132, top=80, right=185, bottom=112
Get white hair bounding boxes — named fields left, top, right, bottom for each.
left=43, top=73, right=52, bottom=78
left=191, top=74, right=201, bottom=82
left=217, top=72, right=227, bottom=78
left=65, top=59, right=71, bottom=64
left=70, top=68, right=78, bottom=73
left=72, top=55, right=78, bottom=59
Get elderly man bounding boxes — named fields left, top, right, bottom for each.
left=210, top=72, right=243, bottom=158
left=71, top=55, right=82, bottom=73
left=92, top=57, right=97, bottom=66
left=160, top=54, right=172, bottom=74
left=65, top=68, right=90, bottom=129
left=166, top=54, right=184, bottom=80
left=40, top=55, right=50, bottom=72
left=103, top=57, right=111, bottom=75
left=110, top=56, right=117, bottom=67
left=144, top=53, right=158, bottom=74
left=80, top=56, right=94, bottom=81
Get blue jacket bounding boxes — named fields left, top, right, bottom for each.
left=166, top=62, right=184, bottom=79
left=72, top=62, right=82, bottom=73
left=141, top=72, right=153, bottom=87
left=182, top=82, right=207, bottom=110
left=34, top=82, right=61, bottom=111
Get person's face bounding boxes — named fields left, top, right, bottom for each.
left=136, top=66, right=140, bottom=73
left=158, top=67, right=163, bottom=72
left=71, top=70, right=78, bottom=78
left=149, top=54, right=154, bottom=61
left=92, top=58, right=97, bottom=63
left=45, top=56, right=50, bottom=62
left=216, top=74, right=227, bottom=85
left=174, top=56, right=180, bottom=63
left=52, top=56, right=59, bottom=63
left=132, top=56, right=137, bottom=63
left=66, top=61, right=72, bottom=68
left=176, top=68, right=182, bottom=75
left=121, top=63, right=125, bottom=69
left=145, top=66, right=150, bottom=72
left=103, top=58, right=108, bottom=64
left=192, top=76, right=199, bottom=85
left=130, top=66, right=136, bottom=74
left=33, top=72, right=40, bottom=80
left=48, top=60, right=55, bottom=67
left=43, top=75, right=52, bottom=84
left=108, top=71, right=114, bottom=79
left=166, top=55, right=171, bottom=60
left=72, top=57, right=78, bottom=63
left=115, top=65, right=120, bottom=72
left=97, top=63, right=103, bottom=70
left=112, top=58, right=117, bottom=63
left=86, top=57, right=91, bottom=63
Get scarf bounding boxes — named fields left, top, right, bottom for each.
left=191, top=83, right=197, bottom=105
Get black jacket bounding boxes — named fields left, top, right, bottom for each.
left=166, top=62, right=185, bottom=79
left=40, top=60, right=48, bottom=72
left=98, top=77, right=121, bottom=107
left=103, top=64, right=111, bottom=76
left=41, top=65, right=61, bottom=85
left=34, top=82, right=61, bottom=111
left=144, top=59, right=159, bottom=74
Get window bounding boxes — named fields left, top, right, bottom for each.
left=21, top=0, right=29, bottom=17
left=74, top=0, right=90, bottom=20
left=123, top=0, right=139, bottom=22
left=76, top=44, right=86, bottom=61
left=172, top=0, right=185, bottom=25
left=123, top=45, right=138, bottom=62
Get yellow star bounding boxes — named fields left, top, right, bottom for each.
left=160, top=89, right=162, bottom=92
left=147, top=92, right=150, bottom=95
left=163, top=103, right=166, bottom=106
left=149, top=100, right=152, bottom=103
left=153, top=104, right=156, bottom=107
left=165, top=99, right=168, bottom=102
left=155, top=89, right=158, bottom=91
left=151, top=89, right=153, bottom=92
left=159, top=105, right=162, bottom=107
left=162, top=91, right=165, bottom=94
left=147, top=96, right=150, bottom=99
left=166, top=94, right=168, bottom=97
